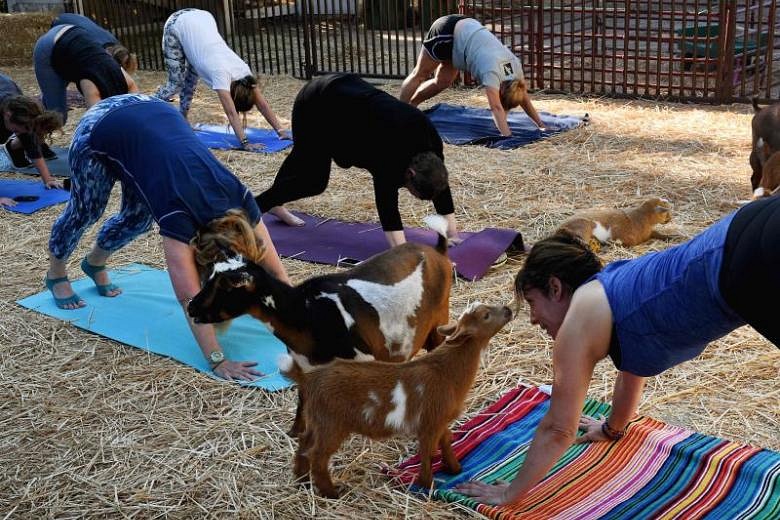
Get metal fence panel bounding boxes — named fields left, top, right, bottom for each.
left=65, top=0, right=779, bottom=103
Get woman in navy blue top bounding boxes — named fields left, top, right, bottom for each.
left=456, top=197, right=780, bottom=505
left=45, top=94, right=289, bottom=382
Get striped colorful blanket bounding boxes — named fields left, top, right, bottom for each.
left=389, top=385, right=780, bottom=519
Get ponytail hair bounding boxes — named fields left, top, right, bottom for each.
left=515, top=231, right=603, bottom=297
left=499, top=78, right=528, bottom=111
left=230, top=74, right=257, bottom=113
left=108, top=44, right=138, bottom=75
left=1, top=95, right=63, bottom=138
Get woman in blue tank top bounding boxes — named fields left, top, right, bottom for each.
left=456, top=197, right=780, bottom=505
left=44, top=94, right=290, bottom=382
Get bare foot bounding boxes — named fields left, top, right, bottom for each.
left=270, top=206, right=305, bottom=227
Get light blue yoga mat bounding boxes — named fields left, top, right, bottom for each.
left=17, top=263, right=291, bottom=390
left=0, top=179, right=70, bottom=214
left=0, top=146, right=71, bottom=177
left=193, top=124, right=293, bottom=153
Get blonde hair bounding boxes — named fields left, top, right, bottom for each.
left=499, top=79, right=528, bottom=111
left=191, top=209, right=266, bottom=281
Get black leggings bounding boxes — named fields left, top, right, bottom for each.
left=720, top=196, right=780, bottom=347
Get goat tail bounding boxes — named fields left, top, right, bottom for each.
left=278, top=353, right=305, bottom=384
left=424, top=214, right=449, bottom=254
left=752, top=97, right=761, bottom=112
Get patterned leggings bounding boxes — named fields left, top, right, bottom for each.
left=49, top=94, right=156, bottom=261
left=154, top=8, right=199, bottom=116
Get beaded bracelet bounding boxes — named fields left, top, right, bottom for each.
left=601, top=420, right=626, bottom=441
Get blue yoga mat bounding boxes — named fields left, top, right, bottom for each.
left=0, top=146, right=71, bottom=177
left=0, top=179, right=70, bottom=214
left=425, top=103, right=587, bottom=150
left=17, top=263, right=291, bottom=391
left=193, top=124, right=293, bottom=153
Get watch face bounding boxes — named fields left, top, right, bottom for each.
left=209, top=351, right=225, bottom=363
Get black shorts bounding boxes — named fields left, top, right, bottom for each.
left=719, top=195, right=780, bottom=347
left=423, top=15, right=466, bottom=62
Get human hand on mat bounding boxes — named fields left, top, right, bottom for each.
left=575, top=414, right=611, bottom=443
left=276, top=128, right=292, bottom=140
left=43, top=178, right=64, bottom=190
left=454, top=480, right=510, bottom=505
left=0, top=196, right=17, bottom=207
left=214, top=359, right=264, bottom=381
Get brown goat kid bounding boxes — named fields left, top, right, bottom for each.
left=556, top=197, right=674, bottom=252
left=280, top=302, right=513, bottom=498
left=187, top=215, right=453, bottom=435
left=750, top=98, right=780, bottom=197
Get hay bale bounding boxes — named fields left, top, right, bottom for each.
left=0, top=13, right=54, bottom=67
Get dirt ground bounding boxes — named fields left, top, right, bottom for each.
left=0, top=66, right=777, bottom=519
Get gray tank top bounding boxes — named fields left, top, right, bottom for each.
left=452, top=18, right=523, bottom=89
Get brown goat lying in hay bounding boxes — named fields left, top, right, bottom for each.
left=279, top=302, right=513, bottom=498
left=188, top=214, right=453, bottom=436
left=556, top=197, right=674, bottom=251
left=749, top=98, right=780, bottom=196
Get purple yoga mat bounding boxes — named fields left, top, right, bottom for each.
left=262, top=212, right=523, bottom=281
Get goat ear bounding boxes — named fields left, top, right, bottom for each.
left=437, top=322, right=457, bottom=337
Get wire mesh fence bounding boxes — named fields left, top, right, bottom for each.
left=64, top=0, right=779, bottom=103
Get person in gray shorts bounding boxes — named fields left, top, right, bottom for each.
left=400, top=15, right=545, bottom=137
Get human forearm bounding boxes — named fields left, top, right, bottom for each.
left=32, top=157, right=56, bottom=186
left=254, top=88, right=284, bottom=132
left=607, top=371, right=645, bottom=430
left=519, top=95, right=545, bottom=130
left=163, top=237, right=222, bottom=360
left=501, top=419, right=574, bottom=503
left=443, top=213, right=458, bottom=238
left=490, top=104, right=512, bottom=136
left=253, top=221, right=290, bottom=284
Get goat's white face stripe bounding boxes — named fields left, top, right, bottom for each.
left=385, top=382, right=408, bottom=430
left=209, top=255, right=246, bottom=280
left=316, top=292, right=355, bottom=329
left=592, top=221, right=612, bottom=243
left=289, top=351, right=315, bottom=373
left=263, top=295, right=276, bottom=309
left=460, top=300, right=484, bottom=319
left=346, top=262, right=424, bottom=359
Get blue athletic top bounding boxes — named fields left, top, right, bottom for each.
left=52, top=13, right=118, bottom=48
left=596, top=212, right=745, bottom=377
left=88, top=96, right=260, bottom=243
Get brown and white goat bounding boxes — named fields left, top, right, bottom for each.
left=187, top=216, right=453, bottom=435
left=279, top=302, right=513, bottom=498
left=556, top=197, right=674, bottom=252
left=749, top=98, right=780, bottom=196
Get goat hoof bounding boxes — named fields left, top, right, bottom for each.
left=317, top=486, right=341, bottom=499
left=414, top=476, right=433, bottom=489
left=444, top=462, right=462, bottom=474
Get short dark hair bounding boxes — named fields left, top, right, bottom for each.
left=407, top=152, right=449, bottom=200
left=515, top=231, right=603, bottom=296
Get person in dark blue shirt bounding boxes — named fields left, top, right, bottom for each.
left=51, top=13, right=138, bottom=74
left=456, top=198, right=780, bottom=505
left=45, top=94, right=289, bottom=382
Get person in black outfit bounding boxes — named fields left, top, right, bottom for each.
left=255, top=73, right=460, bottom=247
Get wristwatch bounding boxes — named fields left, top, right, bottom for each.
left=208, top=350, right=225, bottom=368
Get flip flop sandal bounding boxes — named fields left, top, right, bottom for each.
left=44, top=275, right=84, bottom=309
left=81, top=257, right=120, bottom=296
